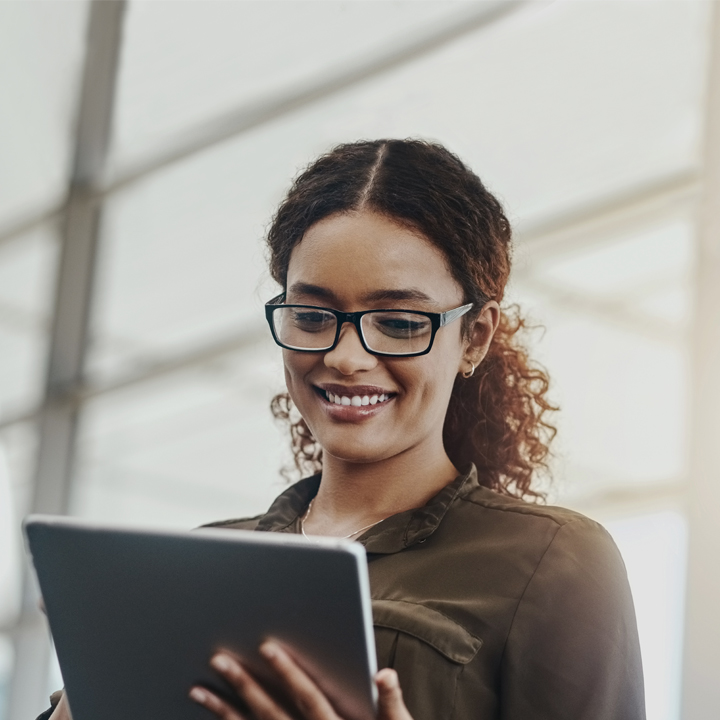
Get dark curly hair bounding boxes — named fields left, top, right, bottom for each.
left=268, top=139, right=557, bottom=501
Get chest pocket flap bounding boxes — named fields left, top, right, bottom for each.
left=372, top=599, right=482, bottom=664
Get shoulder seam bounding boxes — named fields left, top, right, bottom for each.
left=458, top=493, right=594, bottom=528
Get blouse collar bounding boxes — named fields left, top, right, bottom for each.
left=255, top=464, right=479, bottom=554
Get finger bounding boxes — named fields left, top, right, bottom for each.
left=259, top=641, right=340, bottom=720
left=189, top=686, right=246, bottom=720
left=210, top=653, right=293, bottom=720
left=375, top=669, right=413, bottom=720
left=49, top=692, right=73, bottom=720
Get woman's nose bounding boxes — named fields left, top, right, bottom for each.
left=323, top=323, right=378, bottom=375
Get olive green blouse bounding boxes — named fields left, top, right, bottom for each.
left=208, top=465, right=646, bottom=720
left=37, top=465, right=645, bottom=720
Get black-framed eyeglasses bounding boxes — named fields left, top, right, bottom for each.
left=264, top=293, right=475, bottom=357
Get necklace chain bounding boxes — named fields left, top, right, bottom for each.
left=300, top=498, right=386, bottom=540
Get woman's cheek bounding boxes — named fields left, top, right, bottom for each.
left=282, top=353, right=310, bottom=401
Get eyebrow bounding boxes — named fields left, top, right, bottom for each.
left=363, top=288, right=439, bottom=306
left=287, top=283, right=440, bottom=307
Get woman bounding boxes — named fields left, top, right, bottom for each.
left=42, top=140, right=645, bottom=720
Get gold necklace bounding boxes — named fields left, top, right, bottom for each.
left=300, top=498, right=386, bottom=540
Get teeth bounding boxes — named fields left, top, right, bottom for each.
left=325, top=391, right=391, bottom=406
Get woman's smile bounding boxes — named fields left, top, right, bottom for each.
left=315, top=383, right=396, bottom=420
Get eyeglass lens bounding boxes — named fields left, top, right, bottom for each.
left=272, top=307, right=434, bottom=354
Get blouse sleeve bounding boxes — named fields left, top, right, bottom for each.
left=500, top=518, right=646, bottom=720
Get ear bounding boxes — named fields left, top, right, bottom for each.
left=459, top=301, right=500, bottom=374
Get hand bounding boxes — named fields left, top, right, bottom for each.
left=189, top=641, right=413, bottom=720
left=48, top=692, right=73, bottom=720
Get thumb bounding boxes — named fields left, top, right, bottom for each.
left=375, top=669, right=412, bottom=720
left=51, top=692, right=73, bottom=720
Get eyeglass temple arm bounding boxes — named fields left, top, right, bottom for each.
left=439, top=303, right=475, bottom=326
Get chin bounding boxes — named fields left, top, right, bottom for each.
left=322, top=442, right=386, bottom=465
left=318, top=433, right=397, bottom=465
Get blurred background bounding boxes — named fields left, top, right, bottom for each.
left=1, top=1, right=719, bottom=719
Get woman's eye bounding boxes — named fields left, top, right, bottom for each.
left=376, top=316, right=431, bottom=338
left=292, top=311, right=334, bottom=332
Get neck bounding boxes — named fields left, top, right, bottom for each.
left=303, top=438, right=458, bottom=538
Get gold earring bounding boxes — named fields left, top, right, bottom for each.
left=462, top=362, right=476, bottom=379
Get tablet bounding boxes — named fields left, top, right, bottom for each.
left=24, top=515, right=378, bottom=720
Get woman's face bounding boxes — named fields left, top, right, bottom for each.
left=282, top=210, right=483, bottom=466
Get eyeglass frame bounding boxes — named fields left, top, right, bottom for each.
left=264, top=293, right=477, bottom=358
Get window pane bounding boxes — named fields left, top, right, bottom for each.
left=109, top=0, right=709, bottom=223
left=74, top=339, right=289, bottom=529
left=0, top=0, right=87, bottom=224
left=88, top=147, right=279, bottom=380
left=605, top=511, right=687, bottom=720
left=508, top=218, right=693, bottom=501
left=0, top=224, right=59, bottom=415
left=0, top=422, right=39, bottom=654
left=112, top=0, right=467, bottom=163
left=0, top=634, right=13, bottom=720
left=0, top=442, right=22, bottom=629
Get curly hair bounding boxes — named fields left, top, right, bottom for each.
left=267, top=139, right=557, bottom=501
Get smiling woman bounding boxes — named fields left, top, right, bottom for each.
left=194, top=140, right=645, bottom=720
left=42, top=140, right=646, bottom=720
left=265, top=142, right=560, bottom=505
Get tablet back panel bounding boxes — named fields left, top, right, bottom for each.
left=25, top=516, right=377, bottom=720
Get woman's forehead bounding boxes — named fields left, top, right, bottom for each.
left=286, top=211, right=461, bottom=304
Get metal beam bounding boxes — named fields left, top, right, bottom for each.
left=681, top=4, right=720, bottom=718
left=0, top=325, right=268, bottom=434
left=7, top=3, right=126, bottom=719
left=0, top=203, right=63, bottom=248
left=517, top=275, right=686, bottom=345
left=80, top=326, right=269, bottom=400
left=0, top=409, right=37, bottom=433
left=33, top=0, right=124, bottom=532
left=565, top=480, right=686, bottom=520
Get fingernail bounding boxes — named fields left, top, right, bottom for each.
left=260, top=641, right=277, bottom=659
left=211, top=654, right=232, bottom=672
left=379, top=670, right=398, bottom=689
left=189, top=687, right=207, bottom=703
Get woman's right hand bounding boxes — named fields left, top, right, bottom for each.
left=48, top=692, right=72, bottom=720
left=190, top=642, right=413, bottom=720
